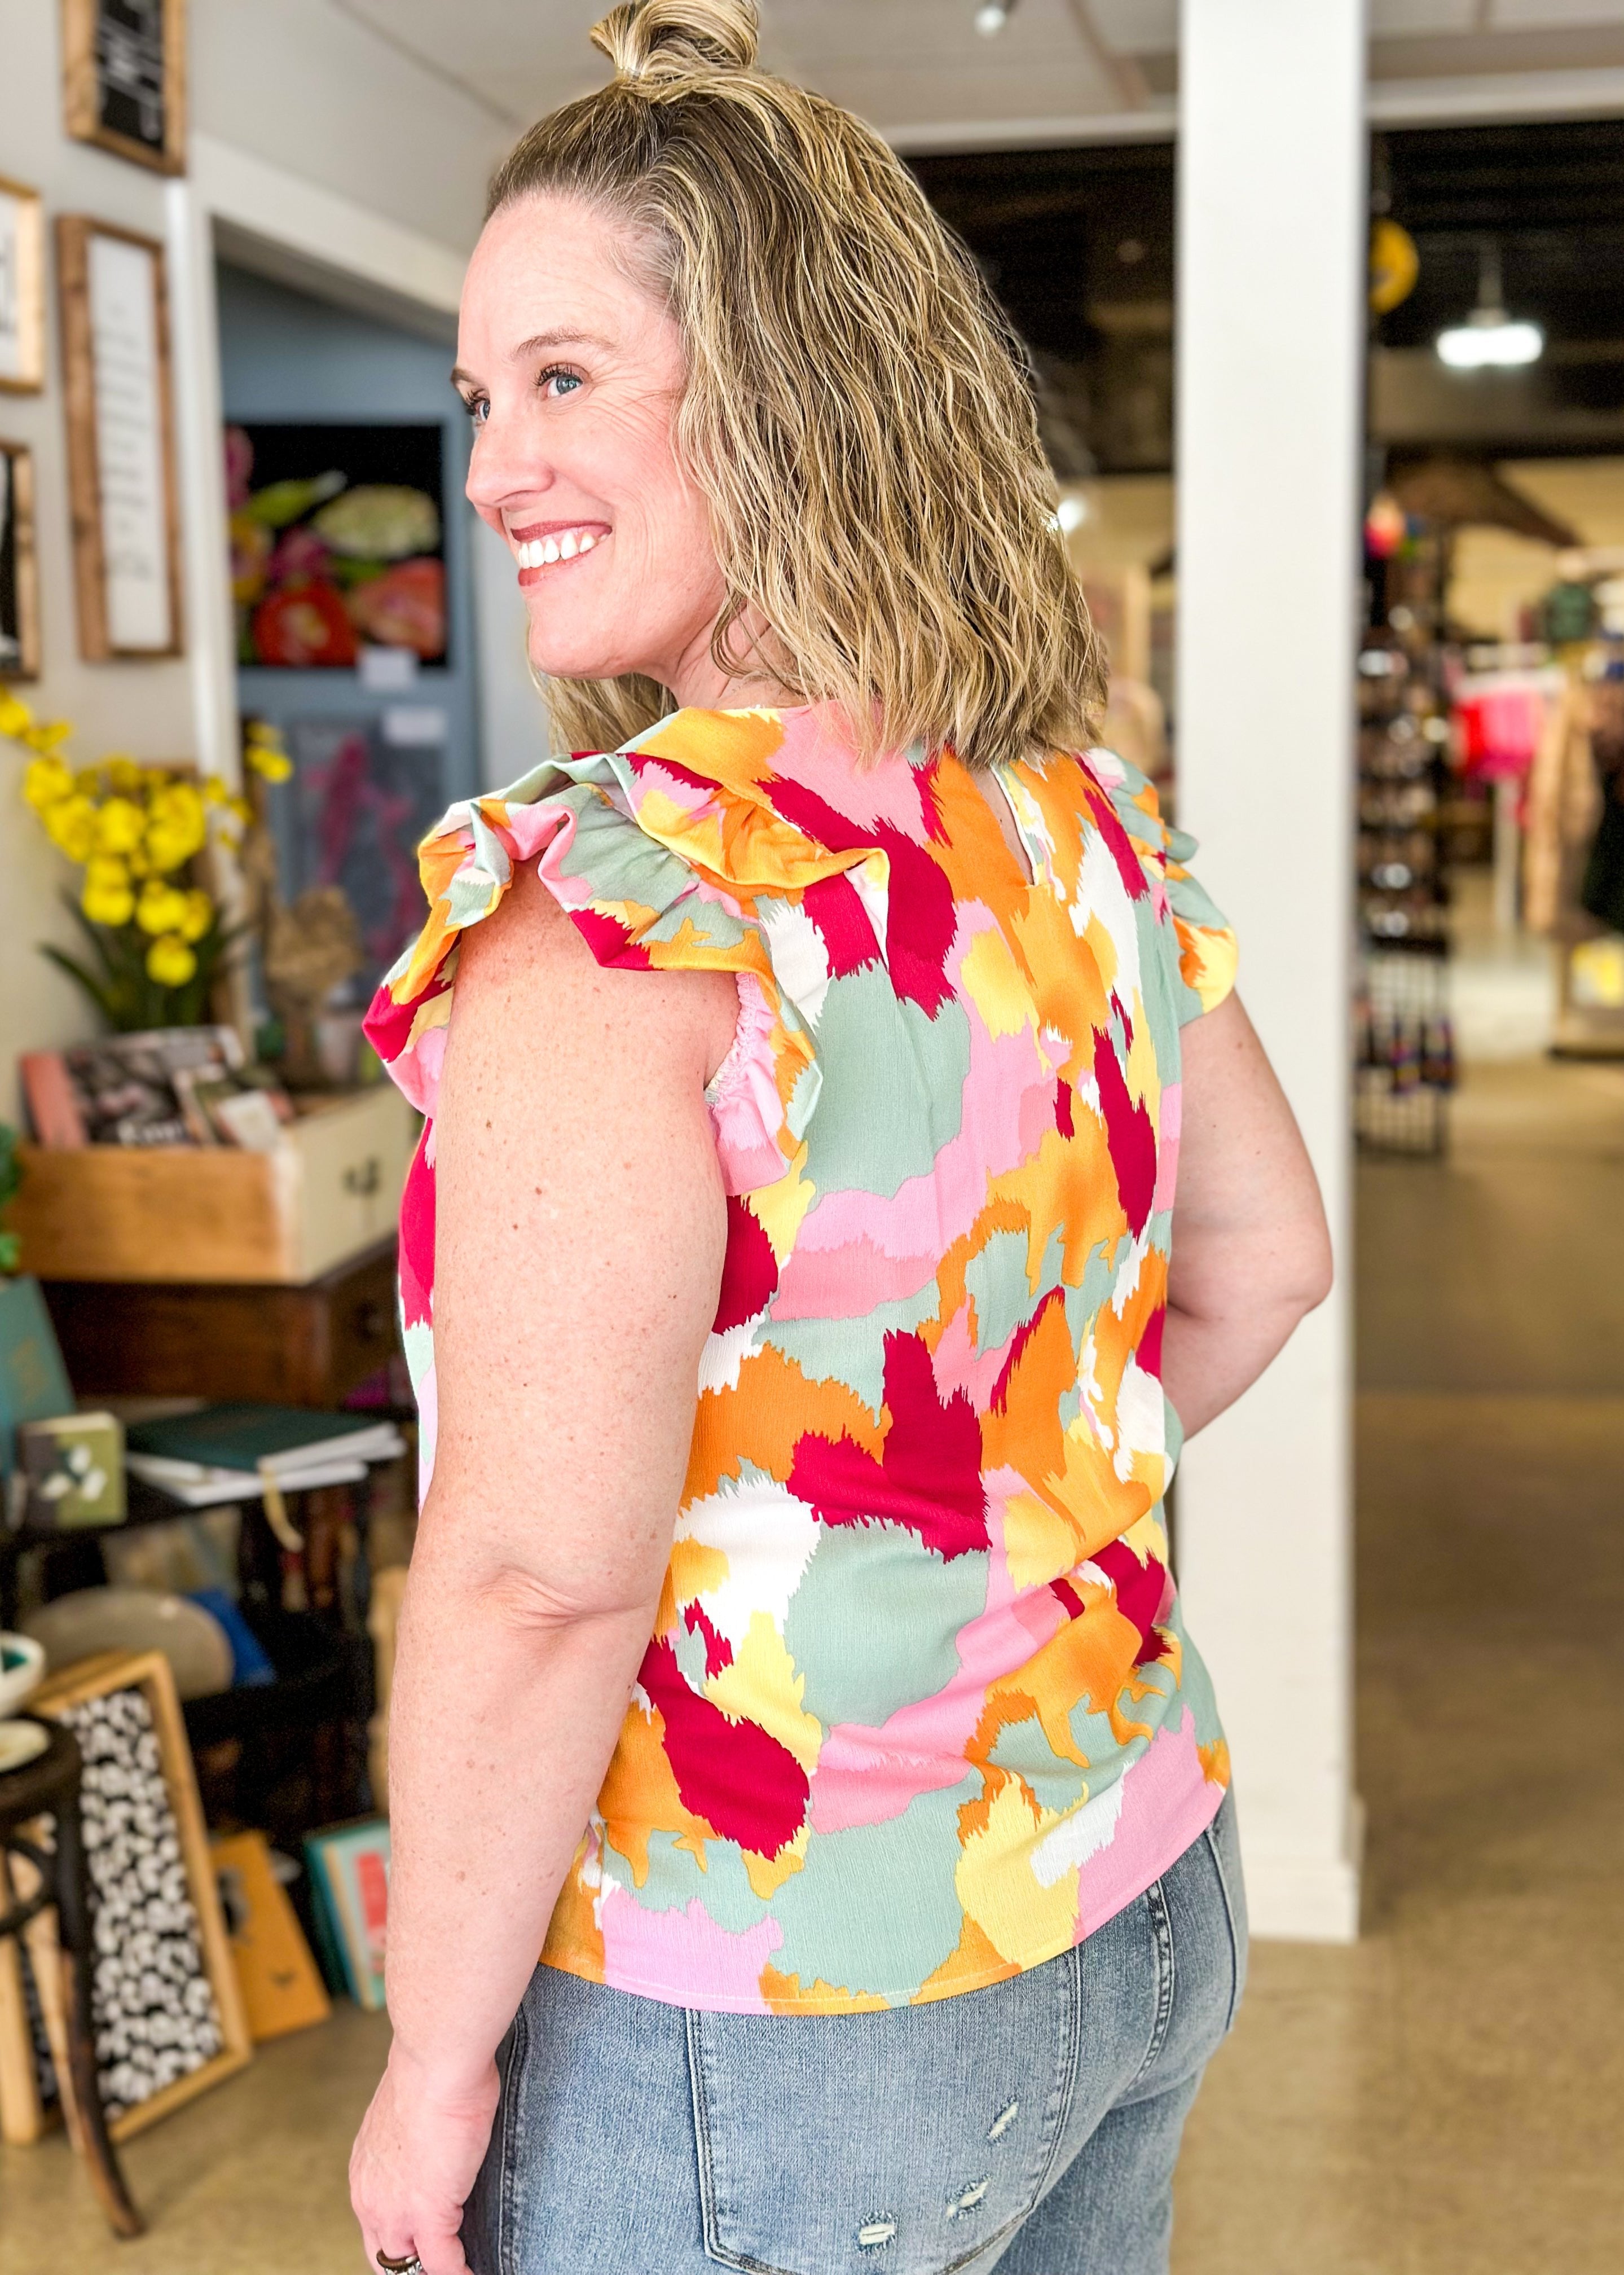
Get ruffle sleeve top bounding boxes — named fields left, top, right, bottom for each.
left=364, top=702, right=1238, bottom=2015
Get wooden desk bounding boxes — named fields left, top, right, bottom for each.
left=38, top=1238, right=402, bottom=1408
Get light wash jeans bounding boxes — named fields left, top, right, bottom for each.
left=464, top=1793, right=1246, bottom=2275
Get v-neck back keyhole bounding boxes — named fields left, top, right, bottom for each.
left=965, top=763, right=1036, bottom=889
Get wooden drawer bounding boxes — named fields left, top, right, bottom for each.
left=12, top=1086, right=419, bottom=1286
left=42, top=1241, right=402, bottom=1405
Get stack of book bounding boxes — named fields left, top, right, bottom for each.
left=126, top=1406, right=407, bottom=1509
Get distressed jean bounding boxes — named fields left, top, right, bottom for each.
left=463, top=1791, right=1246, bottom=2275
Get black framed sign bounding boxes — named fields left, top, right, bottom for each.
left=0, top=441, right=42, bottom=681
left=62, top=0, right=187, bottom=177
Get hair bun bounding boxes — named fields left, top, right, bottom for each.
left=591, top=0, right=760, bottom=84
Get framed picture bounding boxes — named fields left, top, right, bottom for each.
left=19, top=1648, right=253, bottom=2141
left=56, top=216, right=183, bottom=660
left=0, top=177, right=46, bottom=393
left=62, top=0, right=187, bottom=177
left=228, top=421, right=448, bottom=669
left=1, top=441, right=41, bottom=680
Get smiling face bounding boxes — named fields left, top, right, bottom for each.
left=457, top=194, right=745, bottom=704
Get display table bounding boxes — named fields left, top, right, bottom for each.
left=37, top=1238, right=402, bottom=1408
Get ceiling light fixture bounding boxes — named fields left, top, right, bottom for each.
left=1436, top=239, right=1543, bottom=372
left=975, top=0, right=1015, bottom=34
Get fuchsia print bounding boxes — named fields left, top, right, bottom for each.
left=366, top=705, right=1239, bottom=2014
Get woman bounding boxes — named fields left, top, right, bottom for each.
left=351, top=6, right=1331, bottom=2271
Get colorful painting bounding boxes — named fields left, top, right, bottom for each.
left=276, top=718, right=448, bottom=974
left=227, top=423, right=447, bottom=669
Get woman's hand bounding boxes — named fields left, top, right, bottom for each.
left=350, top=2043, right=500, bottom=2275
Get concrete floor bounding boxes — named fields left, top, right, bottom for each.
left=1176, top=1052, right=1624, bottom=2273
left=5, top=1053, right=1622, bottom=2270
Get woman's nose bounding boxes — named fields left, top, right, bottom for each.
left=465, top=418, right=552, bottom=517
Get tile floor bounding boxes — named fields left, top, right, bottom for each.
left=5, top=1053, right=1622, bottom=2270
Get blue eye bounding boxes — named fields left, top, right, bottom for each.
left=540, top=366, right=583, bottom=400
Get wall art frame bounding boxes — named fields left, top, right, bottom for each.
left=56, top=214, right=184, bottom=661
left=0, top=175, right=46, bottom=395
left=62, top=0, right=188, bottom=178
left=16, top=1648, right=252, bottom=2143
left=1, top=440, right=42, bottom=682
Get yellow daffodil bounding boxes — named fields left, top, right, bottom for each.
left=95, top=796, right=147, bottom=854
left=151, top=779, right=207, bottom=836
left=103, top=756, right=143, bottom=795
left=245, top=740, right=293, bottom=784
left=178, top=888, right=214, bottom=943
left=146, top=784, right=208, bottom=872
left=21, top=719, right=71, bottom=754
left=201, top=774, right=229, bottom=806
left=82, top=855, right=137, bottom=928
left=23, top=756, right=74, bottom=812
left=0, top=692, right=33, bottom=741
left=146, top=934, right=197, bottom=987
left=136, top=879, right=192, bottom=937
left=44, top=796, right=99, bottom=863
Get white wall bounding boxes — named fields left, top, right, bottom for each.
left=1174, top=0, right=1366, bottom=1939
left=190, top=0, right=509, bottom=257
left=0, top=0, right=510, bottom=1125
left=0, top=0, right=199, bottom=1116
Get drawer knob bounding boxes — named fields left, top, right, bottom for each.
left=343, top=1157, right=382, bottom=1197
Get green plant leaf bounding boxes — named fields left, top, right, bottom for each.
left=60, top=889, right=122, bottom=981
left=38, top=943, right=120, bottom=1024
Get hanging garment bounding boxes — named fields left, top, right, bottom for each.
left=1580, top=678, right=1624, bottom=936
left=1524, top=671, right=1603, bottom=939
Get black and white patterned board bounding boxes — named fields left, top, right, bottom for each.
left=57, top=1687, right=223, bottom=2120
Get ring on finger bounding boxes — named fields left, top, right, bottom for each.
left=376, top=2253, right=424, bottom=2273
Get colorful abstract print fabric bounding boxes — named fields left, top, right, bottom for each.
left=365, top=705, right=1239, bottom=2015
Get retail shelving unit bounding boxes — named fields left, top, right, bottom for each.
left=1354, top=630, right=1456, bottom=1155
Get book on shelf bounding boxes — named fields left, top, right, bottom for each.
left=124, top=1404, right=406, bottom=1507
left=304, top=1820, right=390, bottom=2012
left=19, top=1027, right=292, bottom=1149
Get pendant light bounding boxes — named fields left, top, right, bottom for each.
left=1436, top=240, right=1543, bottom=371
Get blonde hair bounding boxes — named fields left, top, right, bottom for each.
left=487, top=0, right=1103, bottom=770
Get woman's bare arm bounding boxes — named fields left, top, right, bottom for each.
left=1161, top=992, right=1333, bottom=1438
left=350, top=864, right=735, bottom=2275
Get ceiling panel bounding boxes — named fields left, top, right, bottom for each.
left=1084, top=1, right=1177, bottom=53
left=1370, top=0, right=1478, bottom=32
left=1491, top=1, right=1624, bottom=25
left=341, top=0, right=1128, bottom=133
left=338, top=0, right=1624, bottom=151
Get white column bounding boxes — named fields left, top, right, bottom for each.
left=1174, top=0, right=1366, bottom=1939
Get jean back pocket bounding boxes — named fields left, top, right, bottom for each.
left=686, top=1954, right=1077, bottom=2275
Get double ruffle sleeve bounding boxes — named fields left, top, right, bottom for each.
left=364, top=709, right=879, bottom=1196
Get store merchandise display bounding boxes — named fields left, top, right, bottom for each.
left=1355, top=625, right=1456, bottom=1154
